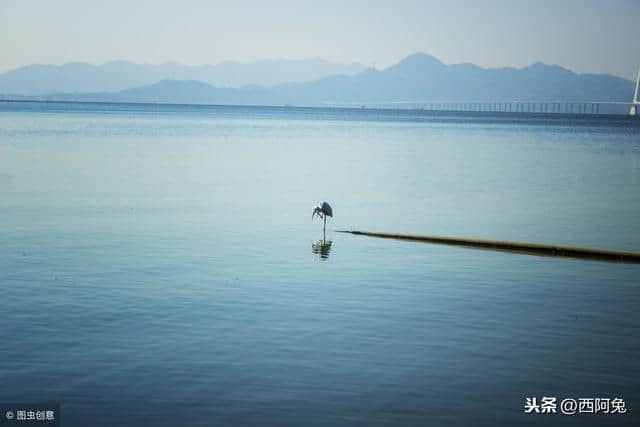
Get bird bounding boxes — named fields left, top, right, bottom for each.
left=312, top=201, right=333, bottom=236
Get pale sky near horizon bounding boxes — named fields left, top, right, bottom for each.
left=1, top=0, right=638, bottom=79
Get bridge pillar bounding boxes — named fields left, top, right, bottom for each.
left=630, top=67, right=640, bottom=116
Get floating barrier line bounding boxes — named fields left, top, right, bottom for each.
left=336, top=230, right=640, bottom=264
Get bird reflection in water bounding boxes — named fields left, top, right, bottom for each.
left=312, top=239, right=333, bottom=260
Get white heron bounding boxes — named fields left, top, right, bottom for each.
left=312, top=201, right=333, bottom=235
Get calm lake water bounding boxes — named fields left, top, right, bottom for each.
left=1, top=101, right=639, bottom=426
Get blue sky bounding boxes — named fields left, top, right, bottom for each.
left=1, top=0, right=638, bottom=79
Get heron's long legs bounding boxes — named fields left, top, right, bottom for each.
left=323, top=216, right=327, bottom=238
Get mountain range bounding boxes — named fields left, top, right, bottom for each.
left=0, top=58, right=366, bottom=95
left=0, top=53, right=634, bottom=106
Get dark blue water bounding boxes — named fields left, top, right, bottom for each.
left=1, top=101, right=639, bottom=426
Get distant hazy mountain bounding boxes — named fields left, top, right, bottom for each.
left=276, top=53, right=634, bottom=104
left=33, top=79, right=286, bottom=106
left=5, top=53, right=634, bottom=106
left=0, top=58, right=366, bottom=95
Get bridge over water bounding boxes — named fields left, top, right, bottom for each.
left=325, top=100, right=636, bottom=115
left=326, top=67, right=640, bottom=116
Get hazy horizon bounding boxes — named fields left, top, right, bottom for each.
left=1, top=57, right=368, bottom=70
left=2, top=53, right=634, bottom=81
left=1, top=0, right=639, bottom=79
